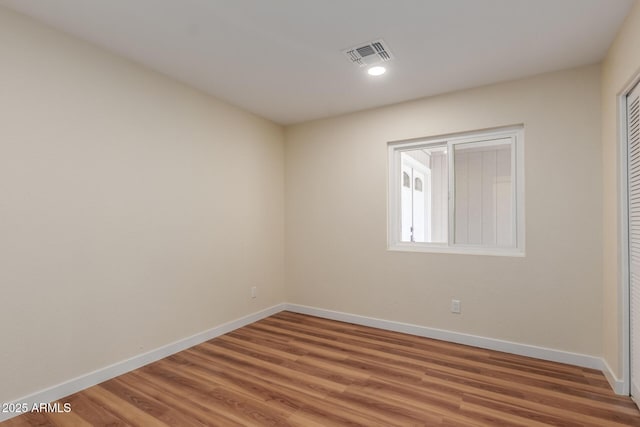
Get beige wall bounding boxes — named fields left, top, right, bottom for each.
left=1, top=0, right=631, bottom=405
left=285, top=65, right=603, bottom=356
left=602, top=0, right=640, bottom=379
left=0, top=6, right=285, bottom=402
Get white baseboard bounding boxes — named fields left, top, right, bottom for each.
left=285, top=303, right=606, bottom=372
left=602, top=358, right=628, bottom=395
left=0, top=303, right=286, bottom=423
left=2, top=301, right=627, bottom=422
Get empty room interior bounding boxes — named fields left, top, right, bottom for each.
left=3, top=0, right=640, bottom=425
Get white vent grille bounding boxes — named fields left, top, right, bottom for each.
left=343, top=39, right=393, bottom=67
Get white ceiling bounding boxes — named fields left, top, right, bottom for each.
left=1, top=0, right=634, bottom=125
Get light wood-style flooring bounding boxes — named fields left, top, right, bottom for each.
left=3, top=311, right=640, bottom=426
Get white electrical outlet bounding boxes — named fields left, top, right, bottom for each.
left=251, top=286, right=257, bottom=299
left=451, top=299, right=461, bottom=314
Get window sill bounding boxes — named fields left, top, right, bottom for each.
left=387, top=243, right=525, bottom=257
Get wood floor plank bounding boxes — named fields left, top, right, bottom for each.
left=198, top=342, right=348, bottom=393
left=3, top=311, right=640, bottom=426
left=170, top=349, right=391, bottom=426
left=218, top=334, right=300, bottom=362
left=424, top=361, right=639, bottom=414
left=141, top=361, right=293, bottom=426
left=44, top=410, right=92, bottom=427
left=1, top=413, right=49, bottom=427
left=101, top=378, right=212, bottom=427
left=265, top=316, right=611, bottom=396
left=420, top=372, right=640, bottom=425
left=343, top=380, right=483, bottom=427
left=183, top=346, right=332, bottom=400
left=461, top=393, right=629, bottom=427
left=120, top=371, right=245, bottom=426
left=62, top=393, right=129, bottom=426
left=82, top=386, right=169, bottom=427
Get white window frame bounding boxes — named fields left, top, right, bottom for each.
left=388, top=126, right=525, bottom=257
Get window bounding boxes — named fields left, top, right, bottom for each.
left=388, top=126, right=524, bottom=256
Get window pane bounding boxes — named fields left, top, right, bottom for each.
left=454, top=139, right=513, bottom=247
left=400, top=146, right=448, bottom=243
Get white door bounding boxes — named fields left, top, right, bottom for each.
left=411, top=168, right=432, bottom=243
left=401, top=164, right=413, bottom=242
left=628, top=81, right=640, bottom=402
left=400, top=154, right=431, bottom=243
left=412, top=169, right=426, bottom=242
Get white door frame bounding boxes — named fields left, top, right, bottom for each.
left=619, top=72, right=640, bottom=397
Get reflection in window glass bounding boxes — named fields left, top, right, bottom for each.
left=403, top=172, right=410, bottom=188
left=454, top=139, right=513, bottom=247
left=400, top=146, right=448, bottom=243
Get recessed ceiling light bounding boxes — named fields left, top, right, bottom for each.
left=367, top=66, right=386, bottom=76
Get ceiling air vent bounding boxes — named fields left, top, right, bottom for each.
left=343, top=39, right=393, bottom=67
